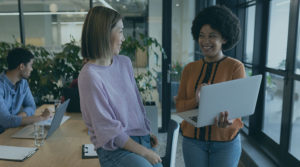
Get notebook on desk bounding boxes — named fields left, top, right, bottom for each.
left=177, top=75, right=262, bottom=127
left=11, top=99, right=70, bottom=139
left=0, top=145, right=38, bottom=162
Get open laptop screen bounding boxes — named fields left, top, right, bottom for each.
left=46, top=99, right=70, bottom=138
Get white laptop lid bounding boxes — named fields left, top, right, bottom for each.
left=196, top=75, right=262, bottom=127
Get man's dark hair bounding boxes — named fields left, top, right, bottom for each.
left=7, top=48, right=34, bottom=70
left=191, top=5, right=241, bottom=51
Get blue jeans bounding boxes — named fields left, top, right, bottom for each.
left=97, top=135, right=163, bottom=167
left=182, top=134, right=241, bottom=167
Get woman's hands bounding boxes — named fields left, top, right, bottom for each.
left=147, top=134, right=161, bottom=164
left=214, top=111, right=233, bottom=128
left=196, top=83, right=232, bottom=128
left=123, top=137, right=162, bottom=165
left=143, top=149, right=162, bottom=165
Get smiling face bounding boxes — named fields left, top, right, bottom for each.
left=198, top=24, right=227, bottom=62
left=111, top=19, right=125, bottom=56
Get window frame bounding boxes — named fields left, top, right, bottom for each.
left=236, top=0, right=300, bottom=166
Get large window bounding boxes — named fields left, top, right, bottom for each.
left=263, top=72, right=284, bottom=143
left=295, top=4, right=300, bottom=74
left=242, top=4, right=256, bottom=127
left=244, top=5, right=256, bottom=64
left=266, top=0, right=290, bottom=70
left=262, top=0, right=290, bottom=143
left=243, top=66, right=253, bottom=126
left=239, top=0, right=300, bottom=165
left=0, top=0, right=20, bottom=43
left=170, top=0, right=195, bottom=110
left=22, top=0, right=89, bottom=50
left=290, top=81, right=300, bottom=159
left=289, top=6, right=300, bottom=159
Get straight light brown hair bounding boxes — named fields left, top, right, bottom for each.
left=81, top=6, right=122, bottom=60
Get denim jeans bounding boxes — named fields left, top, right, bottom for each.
left=182, top=134, right=241, bottom=167
left=97, top=135, right=163, bottom=167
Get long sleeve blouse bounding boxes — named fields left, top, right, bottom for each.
left=176, top=57, right=245, bottom=141
left=78, top=55, right=150, bottom=150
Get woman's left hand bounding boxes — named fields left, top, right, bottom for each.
left=150, top=134, right=158, bottom=148
left=214, top=111, right=233, bottom=128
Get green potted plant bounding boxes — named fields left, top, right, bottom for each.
left=135, top=70, right=155, bottom=104
left=120, top=33, right=165, bottom=106
left=135, top=70, right=158, bottom=136
left=121, top=33, right=165, bottom=67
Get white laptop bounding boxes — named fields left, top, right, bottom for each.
left=176, top=75, right=262, bottom=127
left=11, top=99, right=70, bottom=139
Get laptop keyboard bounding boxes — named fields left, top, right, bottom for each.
left=189, top=116, right=198, bottom=122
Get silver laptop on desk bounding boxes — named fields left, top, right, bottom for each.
left=11, top=99, right=70, bottom=139
left=176, top=75, right=262, bottom=127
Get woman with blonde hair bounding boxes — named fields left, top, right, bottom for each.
left=78, top=6, right=162, bottom=167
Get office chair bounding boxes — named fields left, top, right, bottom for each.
left=62, top=87, right=81, bottom=113
left=161, top=119, right=180, bottom=167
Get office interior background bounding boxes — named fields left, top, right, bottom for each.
left=0, top=0, right=300, bottom=166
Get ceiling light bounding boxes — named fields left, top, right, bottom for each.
left=49, top=3, right=58, bottom=12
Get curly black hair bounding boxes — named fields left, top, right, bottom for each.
left=7, top=48, right=34, bottom=70
left=191, top=5, right=241, bottom=51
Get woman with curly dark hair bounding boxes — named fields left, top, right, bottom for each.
left=176, top=5, right=245, bottom=167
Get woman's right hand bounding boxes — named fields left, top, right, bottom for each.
left=195, top=83, right=208, bottom=102
left=123, top=137, right=162, bottom=165
left=143, top=149, right=162, bottom=165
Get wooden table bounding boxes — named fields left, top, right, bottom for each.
left=0, top=105, right=99, bottom=167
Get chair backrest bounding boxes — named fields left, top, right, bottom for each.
left=63, top=87, right=81, bottom=113
left=162, top=119, right=180, bottom=167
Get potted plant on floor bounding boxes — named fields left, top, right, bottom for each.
left=135, top=70, right=158, bottom=136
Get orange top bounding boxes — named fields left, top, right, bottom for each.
left=176, top=56, right=245, bottom=141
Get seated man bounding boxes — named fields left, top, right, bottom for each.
left=0, top=48, right=50, bottom=134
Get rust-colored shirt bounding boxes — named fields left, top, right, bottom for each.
left=176, top=56, right=245, bottom=141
